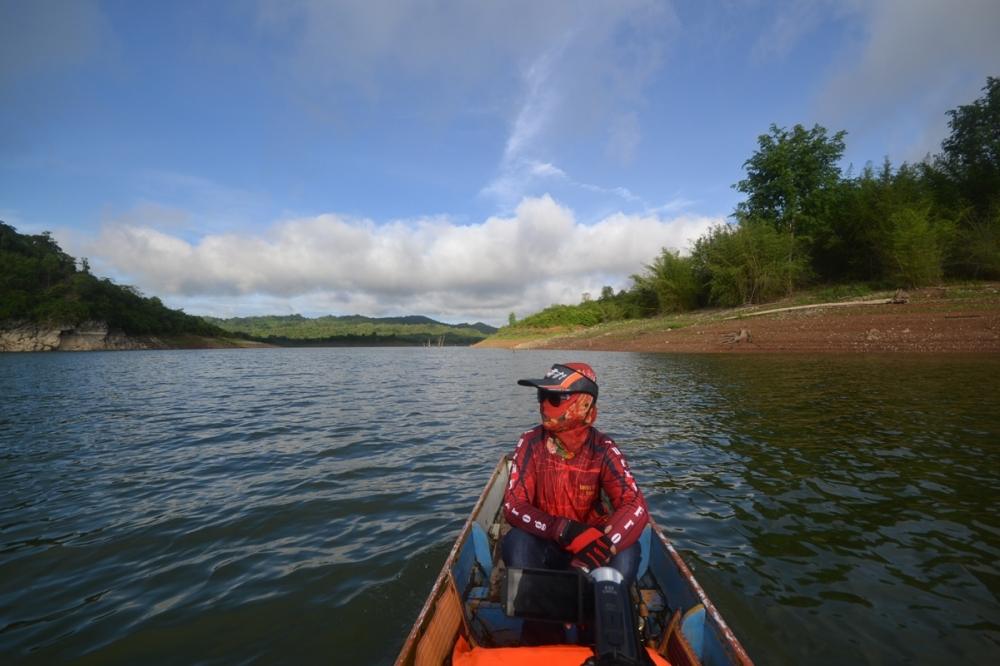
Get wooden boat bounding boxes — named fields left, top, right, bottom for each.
left=395, top=455, right=754, bottom=666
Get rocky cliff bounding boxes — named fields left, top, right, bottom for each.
left=0, top=321, right=149, bottom=352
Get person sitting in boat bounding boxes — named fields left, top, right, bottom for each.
left=503, top=362, right=649, bottom=587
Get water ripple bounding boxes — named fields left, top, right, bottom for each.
left=1, top=350, right=998, bottom=664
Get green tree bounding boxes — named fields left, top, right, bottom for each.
left=735, top=124, right=847, bottom=239
left=928, top=77, right=1000, bottom=279
left=828, top=158, right=943, bottom=283
left=937, top=76, right=1000, bottom=216
left=508, top=312, right=517, bottom=326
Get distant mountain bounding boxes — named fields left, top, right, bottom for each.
left=335, top=315, right=497, bottom=332
left=203, top=314, right=497, bottom=346
left=369, top=315, right=440, bottom=326
left=463, top=322, right=498, bottom=335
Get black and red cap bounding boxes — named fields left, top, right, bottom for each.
left=517, top=362, right=598, bottom=398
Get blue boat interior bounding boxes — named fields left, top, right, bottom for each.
left=451, top=518, right=736, bottom=665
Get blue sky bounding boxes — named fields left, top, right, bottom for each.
left=2, top=1, right=998, bottom=325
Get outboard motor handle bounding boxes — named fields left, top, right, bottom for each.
left=584, top=567, right=649, bottom=666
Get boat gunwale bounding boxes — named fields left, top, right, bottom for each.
left=650, top=516, right=754, bottom=665
left=394, top=455, right=508, bottom=665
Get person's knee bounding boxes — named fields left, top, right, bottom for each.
left=500, top=529, right=520, bottom=564
left=502, top=528, right=546, bottom=568
left=611, top=541, right=641, bottom=585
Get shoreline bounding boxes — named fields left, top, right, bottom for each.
left=0, top=321, right=278, bottom=352
left=5, top=285, right=997, bottom=354
left=475, top=285, right=1000, bottom=354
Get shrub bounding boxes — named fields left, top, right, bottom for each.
left=693, top=220, right=810, bottom=306
left=885, top=207, right=947, bottom=287
left=951, top=208, right=1000, bottom=279
left=632, top=249, right=701, bottom=313
left=514, top=302, right=604, bottom=328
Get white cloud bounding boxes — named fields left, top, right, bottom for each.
left=465, top=2, right=674, bottom=205
left=742, top=1, right=999, bottom=163
left=481, top=158, right=569, bottom=203
left=502, top=45, right=566, bottom=165
left=255, top=1, right=673, bottom=112
left=91, top=195, right=719, bottom=324
left=815, top=0, right=1000, bottom=160
left=529, top=162, right=566, bottom=179
left=579, top=183, right=642, bottom=204
left=648, top=197, right=696, bottom=215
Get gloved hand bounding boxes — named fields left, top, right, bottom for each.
left=570, top=534, right=614, bottom=571
left=556, top=519, right=594, bottom=550
left=556, top=519, right=615, bottom=570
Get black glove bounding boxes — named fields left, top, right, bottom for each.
left=570, top=534, right=615, bottom=571
left=556, top=518, right=591, bottom=549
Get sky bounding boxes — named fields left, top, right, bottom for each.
left=2, top=1, right=998, bottom=326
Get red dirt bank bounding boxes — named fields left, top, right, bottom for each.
left=477, top=286, right=1000, bottom=354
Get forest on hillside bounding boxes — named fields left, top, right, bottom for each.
left=205, top=315, right=495, bottom=346
left=508, top=77, right=1000, bottom=330
left=0, top=223, right=223, bottom=337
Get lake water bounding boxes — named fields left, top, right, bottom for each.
left=1, top=348, right=998, bottom=664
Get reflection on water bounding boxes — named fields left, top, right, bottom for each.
left=615, top=354, right=1000, bottom=664
left=1, top=350, right=998, bottom=664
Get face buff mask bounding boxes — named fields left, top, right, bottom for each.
left=540, top=393, right=597, bottom=458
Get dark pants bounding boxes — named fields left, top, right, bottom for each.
left=501, top=528, right=642, bottom=646
left=502, top=527, right=641, bottom=585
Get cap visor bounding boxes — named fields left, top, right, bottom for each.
left=517, top=378, right=573, bottom=392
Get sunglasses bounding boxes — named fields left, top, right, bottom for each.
left=537, top=390, right=576, bottom=407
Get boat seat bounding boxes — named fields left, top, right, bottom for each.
left=471, top=523, right=493, bottom=580
left=680, top=603, right=705, bottom=658
left=453, top=523, right=494, bottom=600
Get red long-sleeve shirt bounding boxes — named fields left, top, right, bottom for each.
left=503, top=425, right=649, bottom=551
